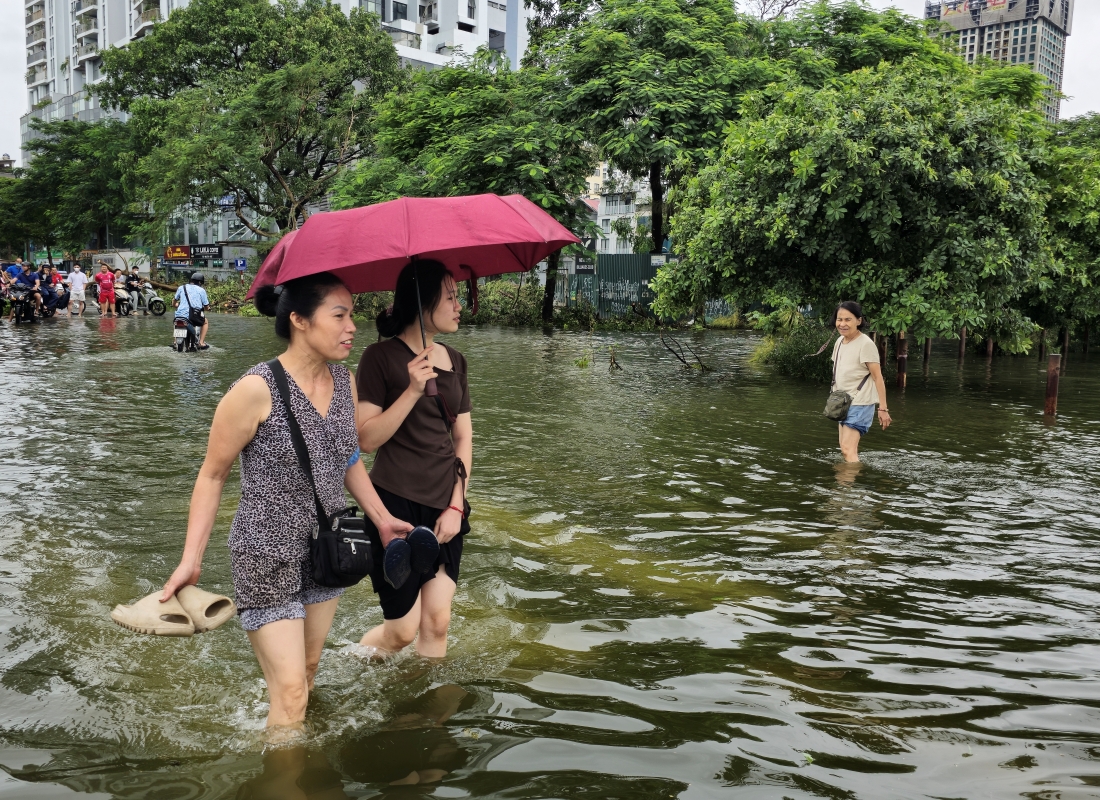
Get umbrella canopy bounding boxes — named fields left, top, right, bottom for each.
left=246, top=194, right=579, bottom=298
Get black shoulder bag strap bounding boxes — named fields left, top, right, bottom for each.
left=267, top=358, right=331, bottom=531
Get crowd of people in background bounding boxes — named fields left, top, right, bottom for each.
left=0, top=258, right=151, bottom=321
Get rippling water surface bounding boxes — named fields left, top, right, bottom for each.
left=1, top=315, right=1099, bottom=799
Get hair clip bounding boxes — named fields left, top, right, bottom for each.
left=273, top=285, right=284, bottom=296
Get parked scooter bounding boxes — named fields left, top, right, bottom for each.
left=172, top=317, right=201, bottom=352
left=114, top=282, right=133, bottom=316
left=133, top=282, right=167, bottom=316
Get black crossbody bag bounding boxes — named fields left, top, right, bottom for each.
left=824, top=342, right=871, bottom=421
left=267, top=358, right=372, bottom=588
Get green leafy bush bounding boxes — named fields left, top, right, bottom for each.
left=462, top=277, right=544, bottom=327
left=756, top=324, right=835, bottom=383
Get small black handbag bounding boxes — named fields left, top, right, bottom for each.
left=824, top=343, right=870, bottom=422
left=267, top=358, right=372, bottom=588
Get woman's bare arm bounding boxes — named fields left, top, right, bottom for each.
left=866, top=362, right=892, bottom=430
left=161, top=375, right=270, bottom=599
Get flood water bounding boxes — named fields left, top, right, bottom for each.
left=1, top=314, right=1099, bottom=799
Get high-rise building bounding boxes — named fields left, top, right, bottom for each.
left=924, top=0, right=1074, bottom=122
left=21, top=0, right=531, bottom=162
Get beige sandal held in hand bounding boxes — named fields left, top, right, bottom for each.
left=175, top=585, right=236, bottom=633
left=110, top=593, right=197, bottom=637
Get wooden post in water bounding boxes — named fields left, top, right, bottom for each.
left=1062, top=327, right=1070, bottom=368
left=896, top=331, right=908, bottom=388
left=923, top=337, right=932, bottom=361
left=958, top=326, right=967, bottom=361
left=1038, top=329, right=1046, bottom=360
left=1084, top=325, right=1089, bottom=355
left=1045, top=354, right=1061, bottom=416
left=986, top=336, right=994, bottom=358
left=876, top=332, right=887, bottom=367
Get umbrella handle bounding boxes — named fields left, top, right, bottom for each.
left=425, top=377, right=438, bottom=397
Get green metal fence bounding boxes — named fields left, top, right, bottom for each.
left=555, top=254, right=660, bottom=318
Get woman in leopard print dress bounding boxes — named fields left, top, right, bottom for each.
left=161, top=272, right=410, bottom=735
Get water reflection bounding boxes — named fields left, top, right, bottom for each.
left=237, top=749, right=348, bottom=800
left=337, top=685, right=473, bottom=788
left=1, top=318, right=1099, bottom=798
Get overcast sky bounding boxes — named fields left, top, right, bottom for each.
left=1, top=0, right=1097, bottom=167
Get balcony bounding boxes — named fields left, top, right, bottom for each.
left=418, top=2, right=438, bottom=24
left=26, top=67, right=48, bottom=86
left=75, top=18, right=99, bottom=38
left=74, top=0, right=98, bottom=17
left=76, top=42, right=99, bottom=65
left=26, top=45, right=47, bottom=66
left=133, top=7, right=160, bottom=34
left=383, top=25, right=421, bottom=50
left=25, top=9, right=44, bottom=24
left=26, top=25, right=45, bottom=45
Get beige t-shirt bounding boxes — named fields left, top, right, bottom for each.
left=832, top=333, right=880, bottom=406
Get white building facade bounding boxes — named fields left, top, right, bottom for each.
left=925, top=0, right=1074, bottom=121
left=21, top=0, right=531, bottom=162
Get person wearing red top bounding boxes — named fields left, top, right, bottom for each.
left=94, top=263, right=115, bottom=316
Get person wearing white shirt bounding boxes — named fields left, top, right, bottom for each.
left=67, top=265, right=88, bottom=317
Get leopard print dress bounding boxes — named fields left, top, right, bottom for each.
left=228, top=360, right=359, bottom=631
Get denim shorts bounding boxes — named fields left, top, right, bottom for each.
left=841, top=404, right=876, bottom=435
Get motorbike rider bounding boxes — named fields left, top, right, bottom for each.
left=125, top=266, right=145, bottom=313
left=38, top=265, right=59, bottom=310
left=173, top=271, right=210, bottom=350
left=13, top=262, right=43, bottom=317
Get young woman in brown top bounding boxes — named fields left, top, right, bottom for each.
left=355, top=260, right=472, bottom=658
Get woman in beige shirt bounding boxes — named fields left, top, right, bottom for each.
left=830, top=301, right=891, bottom=462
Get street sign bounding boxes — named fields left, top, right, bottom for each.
left=234, top=258, right=247, bottom=270
left=191, top=244, right=222, bottom=259
left=575, top=255, right=595, bottom=275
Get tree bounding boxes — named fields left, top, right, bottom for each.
left=0, top=178, right=31, bottom=260
left=741, top=0, right=810, bottom=22
left=99, top=0, right=402, bottom=237
left=18, top=119, right=142, bottom=256
left=536, top=0, right=780, bottom=254
left=654, top=60, right=1049, bottom=348
left=333, top=51, right=597, bottom=322
left=1027, top=113, right=1100, bottom=343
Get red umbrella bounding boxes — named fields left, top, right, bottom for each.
left=246, top=193, right=579, bottom=298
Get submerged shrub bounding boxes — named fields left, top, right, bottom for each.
left=756, top=324, right=835, bottom=383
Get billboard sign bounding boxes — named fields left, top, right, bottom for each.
left=191, top=244, right=222, bottom=259
left=164, top=245, right=191, bottom=259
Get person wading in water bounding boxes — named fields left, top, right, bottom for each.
left=830, top=301, right=891, bottom=463
left=161, top=273, right=411, bottom=738
left=355, top=260, right=472, bottom=658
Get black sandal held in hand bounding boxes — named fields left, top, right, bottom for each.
left=383, top=538, right=412, bottom=589
left=406, top=526, right=440, bottom=575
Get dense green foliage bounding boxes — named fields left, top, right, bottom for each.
left=533, top=0, right=777, bottom=254
left=333, top=51, right=596, bottom=320
left=657, top=60, right=1049, bottom=350
left=100, top=0, right=402, bottom=238
left=754, top=323, right=836, bottom=383
left=0, top=120, right=139, bottom=260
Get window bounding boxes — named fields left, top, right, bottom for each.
left=600, top=218, right=610, bottom=232
left=457, top=20, right=474, bottom=31
left=392, top=2, right=407, bottom=20
left=488, top=28, right=504, bottom=51
left=360, top=0, right=381, bottom=15
left=467, top=0, right=475, bottom=17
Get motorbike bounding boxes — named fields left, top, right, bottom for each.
left=9, top=287, right=37, bottom=323
left=131, top=281, right=167, bottom=316
left=39, top=286, right=70, bottom=318
left=114, top=283, right=133, bottom=316
left=172, top=317, right=201, bottom=352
